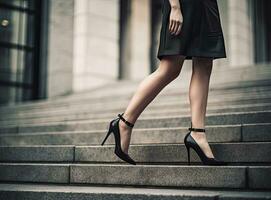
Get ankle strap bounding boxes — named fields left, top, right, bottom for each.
left=118, top=113, right=134, bottom=128
left=188, top=122, right=205, bottom=132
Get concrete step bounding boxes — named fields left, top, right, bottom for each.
left=0, top=81, right=270, bottom=118
left=0, top=163, right=69, bottom=183
left=76, top=142, right=271, bottom=164
left=0, top=124, right=241, bottom=145
left=1, top=100, right=271, bottom=126
left=1, top=87, right=271, bottom=118
left=1, top=79, right=270, bottom=113
left=1, top=123, right=270, bottom=145
left=0, top=163, right=270, bottom=189
left=0, top=142, right=270, bottom=163
left=0, top=77, right=270, bottom=197
left=0, top=183, right=271, bottom=200
left=0, top=110, right=270, bottom=134
left=0, top=145, right=74, bottom=162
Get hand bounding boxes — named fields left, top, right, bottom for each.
left=169, top=6, right=183, bottom=36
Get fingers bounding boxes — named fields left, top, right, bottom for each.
left=176, top=22, right=182, bottom=35
left=169, top=20, right=175, bottom=33
left=173, top=21, right=180, bottom=34
left=169, top=20, right=182, bottom=35
left=169, top=20, right=177, bottom=34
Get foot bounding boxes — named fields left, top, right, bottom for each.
left=190, top=131, right=214, bottom=158
left=118, top=119, right=133, bottom=154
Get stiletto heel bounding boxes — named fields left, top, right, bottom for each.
left=184, top=122, right=227, bottom=166
left=101, top=113, right=136, bottom=165
left=101, top=122, right=113, bottom=145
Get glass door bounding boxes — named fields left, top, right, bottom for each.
left=0, top=0, right=41, bottom=104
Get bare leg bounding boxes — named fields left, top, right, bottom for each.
left=120, top=55, right=186, bottom=154
left=189, top=57, right=214, bottom=158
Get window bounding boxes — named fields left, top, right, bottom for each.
left=0, top=0, right=41, bottom=104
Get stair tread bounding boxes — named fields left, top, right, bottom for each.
left=0, top=183, right=271, bottom=199
left=0, top=78, right=270, bottom=110
left=0, top=163, right=270, bottom=189
left=1, top=96, right=271, bottom=118
left=0, top=123, right=270, bottom=145
left=1, top=110, right=271, bottom=127
left=1, top=102, right=271, bottom=126
left=0, top=141, right=270, bottom=163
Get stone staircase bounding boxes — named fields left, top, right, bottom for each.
left=0, top=79, right=271, bottom=199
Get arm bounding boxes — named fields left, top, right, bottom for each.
left=168, top=0, right=183, bottom=35
left=169, top=0, right=181, bottom=9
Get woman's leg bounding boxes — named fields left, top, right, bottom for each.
left=120, top=55, right=186, bottom=154
left=189, top=57, right=214, bottom=158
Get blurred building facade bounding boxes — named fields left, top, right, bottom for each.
left=0, top=0, right=270, bottom=104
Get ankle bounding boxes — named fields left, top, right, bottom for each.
left=119, top=119, right=132, bottom=130
left=191, top=122, right=205, bottom=129
left=119, top=112, right=135, bottom=128
left=191, top=131, right=206, bottom=139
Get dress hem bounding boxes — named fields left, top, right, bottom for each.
left=157, top=51, right=227, bottom=61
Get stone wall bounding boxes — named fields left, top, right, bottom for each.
left=47, top=0, right=74, bottom=97
left=227, top=0, right=254, bottom=67
left=73, top=0, right=120, bottom=92
left=129, top=0, right=151, bottom=80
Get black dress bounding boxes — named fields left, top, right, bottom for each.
left=157, top=0, right=227, bottom=60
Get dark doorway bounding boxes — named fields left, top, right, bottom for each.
left=119, top=0, right=132, bottom=80
left=0, top=0, right=42, bottom=104
left=251, top=0, right=271, bottom=63
left=150, top=0, right=163, bottom=72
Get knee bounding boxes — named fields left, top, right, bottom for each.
left=157, top=57, right=182, bottom=81
left=157, top=66, right=181, bottom=81
left=192, top=58, right=213, bottom=77
left=162, top=67, right=180, bottom=79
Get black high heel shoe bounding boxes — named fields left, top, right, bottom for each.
left=101, top=113, right=136, bottom=165
left=184, top=122, right=226, bottom=166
